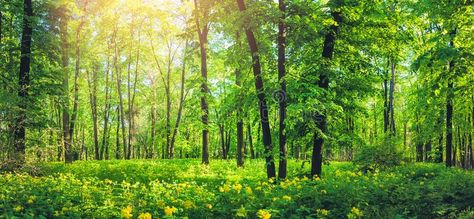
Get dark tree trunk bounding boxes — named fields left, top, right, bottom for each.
left=446, top=63, right=454, bottom=167
left=388, top=60, right=396, bottom=135
left=236, top=0, right=276, bottom=179
left=236, top=67, right=244, bottom=166
left=277, top=0, right=287, bottom=180
left=435, top=108, right=444, bottom=163
left=13, top=0, right=33, bottom=163
left=195, top=0, right=210, bottom=164
left=311, top=8, right=342, bottom=178
left=383, top=78, right=389, bottom=133
left=425, top=141, right=432, bottom=162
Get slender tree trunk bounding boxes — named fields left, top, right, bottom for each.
left=151, top=98, right=156, bottom=159
left=170, top=43, right=189, bottom=157
left=383, top=78, right=389, bottom=133
left=247, top=123, right=255, bottom=159
left=311, top=8, right=342, bottom=178
left=388, top=60, right=396, bottom=135
left=59, top=7, right=69, bottom=163
left=113, top=32, right=127, bottom=160
left=115, top=106, right=121, bottom=159
left=277, top=0, right=287, bottom=179
left=86, top=67, right=100, bottom=160
left=236, top=0, right=276, bottom=179
left=100, top=58, right=111, bottom=160
left=195, top=0, right=210, bottom=164
left=446, top=34, right=455, bottom=167
left=68, top=16, right=85, bottom=163
left=13, top=0, right=33, bottom=163
left=236, top=67, right=244, bottom=166
left=435, top=108, right=444, bottom=163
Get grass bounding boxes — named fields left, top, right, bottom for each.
left=1, top=159, right=473, bottom=218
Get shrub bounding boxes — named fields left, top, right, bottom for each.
left=353, top=137, right=404, bottom=172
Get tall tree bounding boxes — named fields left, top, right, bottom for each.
left=13, top=0, right=33, bottom=163
left=311, top=2, right=342, bottom=178
left=59, top=6, right=70, bottom=162
left=277, top=0, right=287, bottom=179
left=236, top=0, right=276, bottom=179
left=194, top=0, right=211, bottom=164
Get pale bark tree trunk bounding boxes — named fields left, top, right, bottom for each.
left=170, top=41, right=190, bottom=155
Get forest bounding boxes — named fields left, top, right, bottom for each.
left=0, top=0, right=473, bottom=218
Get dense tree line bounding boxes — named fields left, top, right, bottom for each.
left=0, top=0, right=473, bottom=177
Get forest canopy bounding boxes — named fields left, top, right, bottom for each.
left=0, top=0, right=473, bottom=217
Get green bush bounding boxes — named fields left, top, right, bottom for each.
left=353, top=137, right=405, bottom=172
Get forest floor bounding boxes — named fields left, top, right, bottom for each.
left=0, top=159, right=473, bottom=218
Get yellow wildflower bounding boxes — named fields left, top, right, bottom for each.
left=13, top=205, right=23, bottom=213
left=27, top=195, right=36, bottom=204
left=234, top=183, right=243, bottom=193
left=257, top=209, right=271, bottom=219
left=351, top=207, right=363, bottom=218
left=245, top=186, right=253, bottom=195
left=164, top=206, right=177, bottom=216
left=219, top=184, right=231, bottom=193
left=282, top=195, right=292, bottom=201
left=236, top=206, right=247, bottom=217
left=183, top=200, right=194, bottom=209
left=121, top=205, right=133, bottom=219
left=138, top=212, right=152, bottom=219
left=205, top=204, right=213, bottom=209
left=317, top=209, right=329, bottom=216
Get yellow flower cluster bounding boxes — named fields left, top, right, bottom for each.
left=257, top=209, right=271, bottom=219
left=351, top=207, right=363, bottom=218
left=121, top=206, right=133, bottom=219
left=164, top=206, right=177, bottom=216
left=138, top=212, right=152, bottom=219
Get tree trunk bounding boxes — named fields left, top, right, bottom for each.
left=446, top=75, right=454, bottom=167
left=277, top=0, right=287, bottom=180
left=59, top=7, right=70, bottom=163
left=383, top=78, right=389, bottom=133
left=236, top=0, right=276, bottom=179
left=13, top=0, right=33, bottom=163
left=195, top=0, right=210, bottom=165
left=236, top=68, right=244, bottom=167
left=247, top=123, right=255, bottom=159
left=170, top=42, right=189, bottom=158
left=68, top=15, right=85, bottom=163
left=115, top=106, right=121, bottom=159
left=100, top=58, right=111, bottom=160
left=311, top=8, right=342, bottom=178
left=388, top=60, right=396, bottom=135
left=114, top=32, right=127, bottom=160
left=86, top=67, right=100, bottom=160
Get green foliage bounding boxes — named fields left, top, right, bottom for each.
left=353, top=137, right=405, bottom=172
left=1, top=160, right=473, bottom=218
